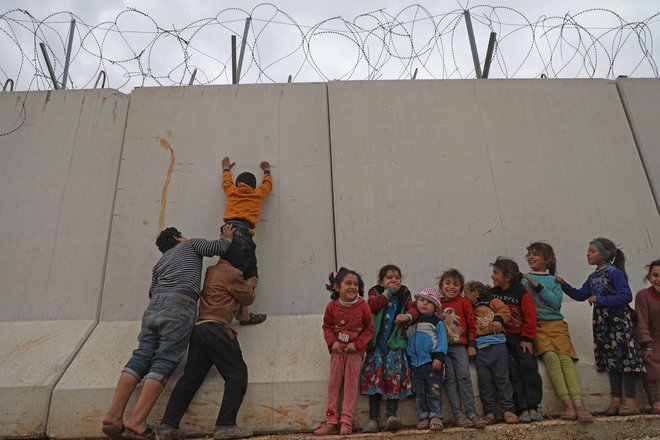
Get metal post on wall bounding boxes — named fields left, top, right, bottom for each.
left=231, top=35, right=237, bottom=84
left=62, top=18, right=76, bottom=89
left=236, top=17, right=251, bottom=82
left=482, top=32, right=497, bottom=79
left=39, top=42, right=59, bottom=89
left=463, top=10, right=482, bottom=79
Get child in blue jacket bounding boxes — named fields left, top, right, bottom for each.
left=406, top=288, right=448, bottom=431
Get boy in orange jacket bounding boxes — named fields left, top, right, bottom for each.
left=221, top=156, right=272, bottom=325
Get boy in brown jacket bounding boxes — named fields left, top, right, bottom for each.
left=464, top=281, right=518, bottom=425
left=158, top=242, right=257, bottom=440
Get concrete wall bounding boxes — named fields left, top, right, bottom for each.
left=616, top=78, right=660, bottom=213
left=0, top=79, right=658, bottom=438
left=0, top=90, right=129, bottom=437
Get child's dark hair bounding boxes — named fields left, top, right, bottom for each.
left=156, top=227, right=182, bottom=253
left=465, top=280, right=491, bottom=297
left=377, top=264, right=401, bottom=283
left=591, top=237, right=627, bottom=278
left=644, top=259, right=660, bottom=283
left=326, top=267, right=364, bottom=300
left=438, top=268, right=465, bottom=291
left=490, top=257, right=523, bottom=284
left=526, top=241, right=557, bottom=275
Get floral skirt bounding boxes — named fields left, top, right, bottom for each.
left=593, top=304, right=645, bottom=373
left=359, top=346, right=413, bottom=399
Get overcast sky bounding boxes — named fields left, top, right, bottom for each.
left=1, top=0, right=658, bottom=91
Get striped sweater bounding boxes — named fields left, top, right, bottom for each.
left=149, top=238, right=231, bottom=301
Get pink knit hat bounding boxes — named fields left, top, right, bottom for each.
left=414, top=287, right=442, bottom=313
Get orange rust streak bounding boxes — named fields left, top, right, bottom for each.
left=158, top=139, right=176, bottom=232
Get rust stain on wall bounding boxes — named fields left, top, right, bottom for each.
left=158, top=138, right=176, bottom=232
left=258, top=405, right=291, bottom=417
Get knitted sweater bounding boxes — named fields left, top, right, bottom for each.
left=522, top=272, right=564, bottom=321
left=441, top=296, right=477, bottom=347
left=490, top=283, right=537, bottom=342
left=322, top=298, right=375, bottom=354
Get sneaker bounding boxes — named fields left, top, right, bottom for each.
left=157, top=424, right=180, bottom=440
left=213, top=425, right=252, bottom=439
left=362, top=419, right=379, bottom=433
left=313, top=423, right=339, bottom=436
left=429, top=417, right=444, bottom=431
left=529, top=409, right=544, bottom=422
left=469, top=414, right=486, bottom=429
left=384, top=416, right=402, bottom=431
left=454, top=414, right=474, bottom=428
left=416, top=419, right=430, bottom=430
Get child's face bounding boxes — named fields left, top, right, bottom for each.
left=526, top=250, right=548, bottom=272
left=416, top=296, right=436, bottom=315
left=491, top=267, right=509, bottom=289
left=379, top=269, right=401, bottom=292
left=587, top=244, right=606, bottom=266
left=650, top=265, right=660, bottom=293
left=464, top=288, right=478, bottom=305
left=337, top=274, right=359, bottom=302
left=441, top=277, right=462, bottom=300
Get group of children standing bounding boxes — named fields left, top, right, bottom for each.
left=315, top=237, right=660, bottom=435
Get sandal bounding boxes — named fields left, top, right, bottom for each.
left=618, top=404, right=640, bottom=416
left=483, top=413, right=496, bottom=425
left=416, top=419, right=430, bottom=430
left=102, top=424, right=125, bottom=440
left=575, top=407, right=594, bottom=423
left=503, top=411, right=519, bottom=424
left=239, top=312, right=267, bottom=326
left=653, top=402, right=660, bottom=415
left=122, top=426, right=156, bottom=440
left=606, top=399, right=620, bottom=416
left=560, top=409, right=577, bottom=420
left=429, top=417, right=444, bottom=431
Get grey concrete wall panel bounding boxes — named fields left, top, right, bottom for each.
left=0, top=320, right=95, bottom=437
left=51, top=303, right=616, bottom=438
left=328, top=79, right=659, bottom=294
left=99, top=84, right=334, bottom=321
left=0, top=90, right=129, bottom=321
left=616, top=78, right=660, bottom=212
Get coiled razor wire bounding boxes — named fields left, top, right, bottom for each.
left=0, top=4, right=657, bottom=93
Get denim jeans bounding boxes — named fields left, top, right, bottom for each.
left=444, top=345, right=477, bottom=417
left=225, top=221, right=257, bottom=279
left=411, top=362, right=444, bottom=420
left=123, top=293, right=197, bottom=385
left=162, top=322, right=248, bottom=427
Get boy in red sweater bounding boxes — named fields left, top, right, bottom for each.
left=439, top=269, right=485, bottom=429
left=489, top=257, right=543, bottom=423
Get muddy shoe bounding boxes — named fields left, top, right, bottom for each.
left=239, top=313, right=267, bottom=325
left=156, top=424, right=180, bottom=440
left=454, top=414, right=474, bottom=428
left=530, top=409, right=544, bottom=422
left=384, top=416, right=402, bottom=431
left=469, top=414, right=486, bottom=429
left=363, top=419, right=379, bottom=433
left=214, top=425, right=252, bottom=439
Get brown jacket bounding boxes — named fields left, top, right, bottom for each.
left=198, top=260, right=254, bottom=325
left=474, top=296, right=511, bottom=337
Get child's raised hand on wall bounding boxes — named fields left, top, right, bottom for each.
left=432, top=359, right=443, bottom=370
left=222, top=156, right=235, bottom=171
left=260, top=160, right=270, bottom=171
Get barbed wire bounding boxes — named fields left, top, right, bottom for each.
left=0, top=4, right=658, bottom=93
